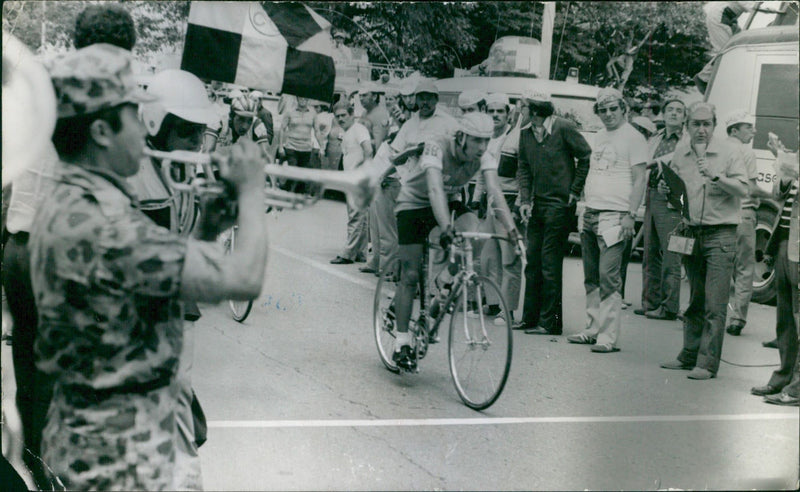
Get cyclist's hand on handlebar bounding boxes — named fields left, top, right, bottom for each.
left=439, top=225, right=456, bottom=251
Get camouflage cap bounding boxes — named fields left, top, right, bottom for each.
left=48, top=43, right=156, bottom=118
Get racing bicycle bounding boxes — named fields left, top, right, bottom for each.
left=373, top=230, right=524, bottom=410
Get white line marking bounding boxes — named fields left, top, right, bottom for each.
left=209, top=413, right=798, bottom=429
left=270, top=245, right=375, bottom=290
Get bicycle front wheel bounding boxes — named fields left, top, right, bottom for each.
left=448, top=275, right=512, bottom=410
left=373, top=275, right=400, bottom=373
left=225, top=227, right=254, bottom=323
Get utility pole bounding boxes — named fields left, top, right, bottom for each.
left=540, top=2, right=555, bottom=80
left=40, top=1, right=46, bottom=52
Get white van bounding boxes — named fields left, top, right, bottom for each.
left=435, top=75, right=603, bottom=144
left=704, top=13, right=799, bottom=303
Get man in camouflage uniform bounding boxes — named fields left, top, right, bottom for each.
left=29, top=44, right=268, bottom=490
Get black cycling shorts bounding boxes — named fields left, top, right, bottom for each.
left=396, top=201, right=472, bottom=245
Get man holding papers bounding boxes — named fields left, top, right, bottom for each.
left=636, top=99, right=687, bottom=321
left=566, top=88, right=648, bottom=353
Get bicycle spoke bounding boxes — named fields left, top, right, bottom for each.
left=448, top=276, right=512, bottom=410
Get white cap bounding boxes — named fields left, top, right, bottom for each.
left=485, top=92, right=509, bottom=108
left=724, top=109, right=756, bottom=130
left=359, top=81, right=384, bottom=95
left=399, top=78, right=417, bottom=96
left=415, top=79, right=439, bottom=96
left=458, top=89, right=486, bottom=109
left=458, top=112, right=494, bottom=138
left=522, top=89, right=551, bottom=104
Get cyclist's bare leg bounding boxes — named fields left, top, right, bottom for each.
left=393, top=243, right=424, bottom=368
left=395, top=244, right=425, bottom=337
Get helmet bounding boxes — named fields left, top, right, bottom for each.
left=457, top=112, right=494, bottom=139
left=230, top=95, right=258, bottom=117
left=140, top=69, right=218, bottom=136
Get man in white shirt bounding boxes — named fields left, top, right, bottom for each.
left=567, top=88, right=649, bottom=353
left=331, top=101, right=373, bottom=265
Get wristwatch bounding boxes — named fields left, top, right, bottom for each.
left=710, top=175, right=720, bottom=183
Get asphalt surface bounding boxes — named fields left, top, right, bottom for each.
left=189, top=199, right=798, bottom=491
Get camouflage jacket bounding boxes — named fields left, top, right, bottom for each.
left=29, top=163, right=187, bottom=389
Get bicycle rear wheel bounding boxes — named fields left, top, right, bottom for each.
left=448, top=275, right=512, bottom=410
left=373, top=275, right=400, bottom=373
left=225, top=227, right=254, bottom=323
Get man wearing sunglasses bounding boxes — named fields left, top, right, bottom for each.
left=516, top=90, right=592, bottom=336
left=567, top=87, right=648, bottom=354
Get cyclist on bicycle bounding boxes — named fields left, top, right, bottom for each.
left=392, top=111, right=523, bottom=371
left=228, top=95, right=273, bottom=158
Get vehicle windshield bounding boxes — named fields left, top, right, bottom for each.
left=440, top=93, right=603, bottom=132
left=552, top=96, right=603, bottom=132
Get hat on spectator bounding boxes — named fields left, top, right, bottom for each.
left=522, top=89, right=551, bottom=104
left=48, top=43, right=156, bottom=118
left=631, top=116, right=657, bottom=136
left=485, top=92, right=509, bottom=108
left=415, top=79, right=439, bottom=96
left=359, top=81, right=385, bottom=95
left=399, top=78, right=417, bottom=96
left=458, top=89, right=486, bottom=109
left=724, top=109, right=756, bottom=130
left=596, top=87, right=624, bottom=107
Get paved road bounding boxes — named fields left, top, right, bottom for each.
left=193, top=199, right=798, bottom=491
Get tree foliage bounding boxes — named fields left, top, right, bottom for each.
left=307, top=1, right=479, bottom=77
left=4, top=1, right=711, bottom=93
left=2, top=1, right=190, bottom=60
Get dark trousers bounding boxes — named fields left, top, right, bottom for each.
left=642, top=191, right=682, bottom=314
left=677, top=226, right=737, bottom=374
left=521, top=203, right=570, bottom=331
left=768, top=239, right=799, bottom=389
left=284, top=148, right=314, bottom=194
left=2, top=233, right=54, bottom=489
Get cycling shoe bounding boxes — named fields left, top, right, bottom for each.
left=392, top=345, right=417, bottom=372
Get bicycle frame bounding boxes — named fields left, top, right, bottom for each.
left=415, top=231, right=516, bottom=357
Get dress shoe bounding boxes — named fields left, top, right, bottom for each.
left=751, top=384, right=781, bottom=396
left=524, top=326, right=550, bottom=335
left=633, top=308, right=647, bottom=316
left=330, top=256, right=353, bottom=265
left=645, top=308, right=677, bottom=320
left=512, top=321, right=532, bottom=331
left=764, top=392, right=799, bottom=406
left=660, top=359, right=692, bottom=370
left=354, top=254, right=367, bottom=263
left=762, top=338, right=778, bottom=349
left=726, top=323, right=744, bottom=336
left=359, top=266, right=377, bottom=274
left=687, top=367, right=715, bottom=380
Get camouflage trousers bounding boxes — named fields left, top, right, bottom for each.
left=41, top=383, right=179, bottom=491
